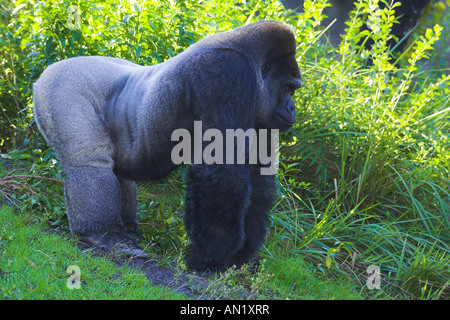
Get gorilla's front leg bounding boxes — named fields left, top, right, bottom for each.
left=65, top=167, right=147, bottom=257
left=227, top=171, right=276, bottom=268
left=184, top=165, right=251, bottom=272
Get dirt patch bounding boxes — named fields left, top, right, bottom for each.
left=124, top=258, right=214, bottom=299
left=77, top=241, right=252, bottom=300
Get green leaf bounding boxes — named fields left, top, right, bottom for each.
left=11, top=3, right=26, bottom=15
left=425, top=28, right=433, bottom=40
left=326, top=255, right=332, bottom=269
left=123, top=14, right=132, bottom=24
left=133, top=3, right=142, bottom=14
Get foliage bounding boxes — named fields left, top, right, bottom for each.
left=0, top=0, right=449, bottom=299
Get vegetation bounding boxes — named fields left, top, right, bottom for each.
left=1, top=0, right=449, bottom=299
left=0, top=205, right=186, bottom=299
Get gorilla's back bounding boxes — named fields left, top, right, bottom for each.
left=33, top=56, right=142, bottom=167
left=32, top=55, right=187, bottom=177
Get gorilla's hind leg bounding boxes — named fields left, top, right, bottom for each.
left=118, top=177, right=141, bottom=237
left=65, top=166, right=147, bottom=257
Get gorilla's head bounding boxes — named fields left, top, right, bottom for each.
left=192, top=21, right=302, bottom=132
left=258, top=50, right=302, bottom=131
left=247, top=22, right=302, bottom=131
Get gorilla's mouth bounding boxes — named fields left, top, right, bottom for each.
left=276, top=114, right=294, bottom=127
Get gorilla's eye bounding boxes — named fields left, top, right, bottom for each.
left=261, top=63, right=271, bottom=76
left=283, top=85, right=294, bottom=94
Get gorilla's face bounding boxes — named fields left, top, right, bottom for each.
left=257, top=54, right=302, bottom=131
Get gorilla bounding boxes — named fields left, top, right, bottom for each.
left=33, top=21, right=302, bottom=272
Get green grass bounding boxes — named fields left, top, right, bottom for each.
left=268, top=197, right=449, bottom=299
left=261, top=255, right=361, bottom=299
left=0, top=201, right=363, bottom=300
left=0, top=205, right=185, bottom=299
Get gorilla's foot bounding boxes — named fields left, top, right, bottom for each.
left=81, top=231, right=149, bottom=259
left=186, top=260, right=227, bottom=274
left=186, top=249, right=227, bottom=273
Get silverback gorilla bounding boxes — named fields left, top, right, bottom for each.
left=33, top=21, right=302, bottom=272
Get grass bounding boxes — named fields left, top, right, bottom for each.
left=0, top=205, right=185, bottom=299
left=269, top=172, right=449, bottom=299
left=0, top=198, right=362, bottom=300
left=261, top=255, right=361, bottom=299
left=0, top=159, right=361, bottom=300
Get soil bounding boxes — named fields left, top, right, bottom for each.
left=77, top=241, right=251, bottom=300
left=124, top=258, right=214, bottom=299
